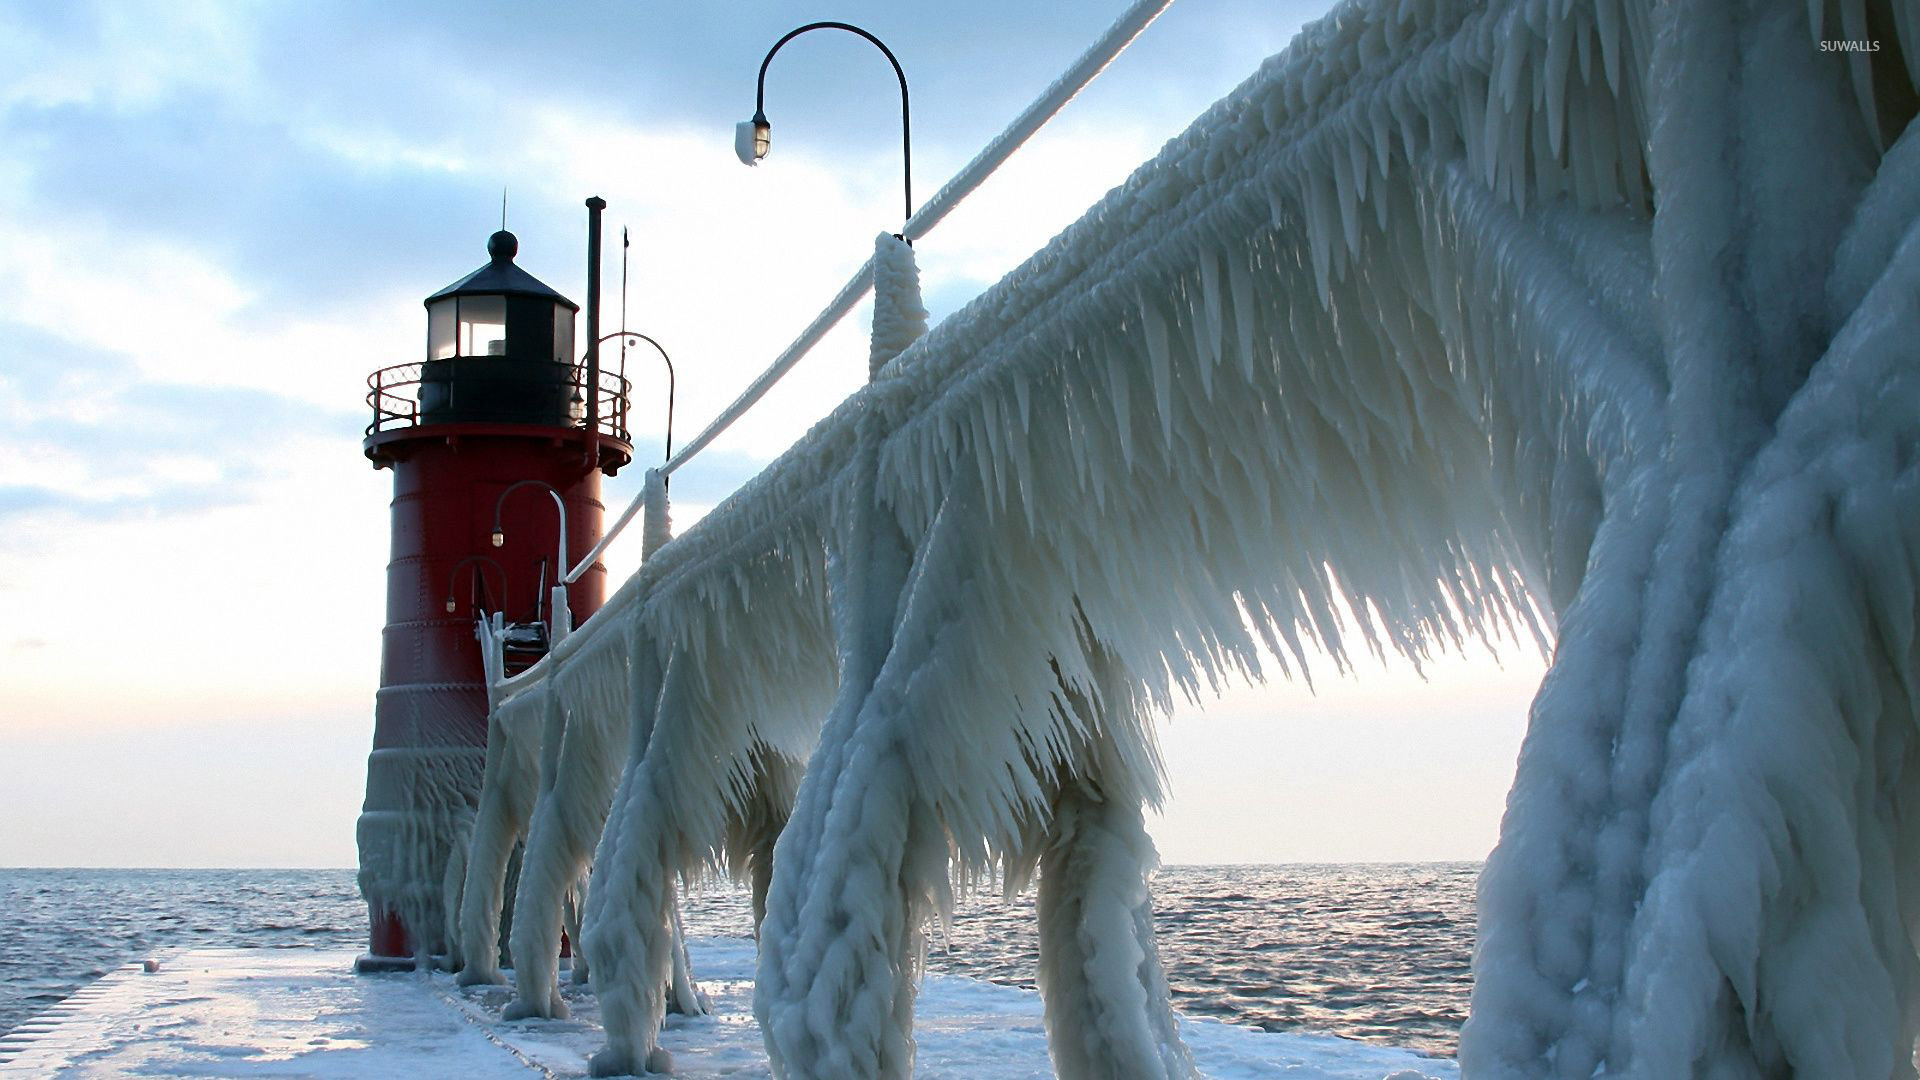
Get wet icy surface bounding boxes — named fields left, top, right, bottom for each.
left=0, top=942, right=1455, bottom=1079
left=2, top=865, right=1473, bottom=1057
left=0, top=869, right=364, bottom=1037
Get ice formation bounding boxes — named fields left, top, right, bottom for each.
left=442, top=469, right=710, bottom=1022
left=456, top=0, right=1920, bottom=1076
left=455, top=652, right=543, bottom=988
left=503, top=625, right=629, bottom=1019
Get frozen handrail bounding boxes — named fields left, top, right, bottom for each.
left=564, top=0, right=1174, bottom=586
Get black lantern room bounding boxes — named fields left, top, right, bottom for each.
left=418, top=230, right=580, bottom=426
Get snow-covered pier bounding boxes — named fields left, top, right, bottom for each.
left=0, top=942, right=1452, bottom=1080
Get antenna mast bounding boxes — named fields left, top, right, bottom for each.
left=621, top=227, right=630, bottom=375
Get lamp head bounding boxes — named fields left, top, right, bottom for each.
left=736, top=111, right=770, bottom=165
left=491, top=528, right=505, bottom=548
left=568, top=387, right=587, bottom=425
left=445, top=596, right=457, bottom=614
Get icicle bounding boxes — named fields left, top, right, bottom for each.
left=1545, top=16, right=1572, bottom=157
left=1838, top=0, right=1881, bottom=149
left=1347, top=125, right=1372, bottom=207
left=1596, top=0, right=1622, bottom=95
left=980, top=396, right=1011, bottom=511
left=1497, top=29, right=1528, bottom=114
left=1365, top=102, right=1392, bottom=185
left=1332, top=138, right=1363, bottom=256
left=1108, top=336, right=1136, bottom=469
left=1198, top=250, right=1227, bottom=369
left=1576, top=12, right=1594, bottom=84
left=1895, top=1, right=1920, bottom=91
left=1139, top=293, right=1175, bottom=447
left=1306, top=166, right=1337, bottom=303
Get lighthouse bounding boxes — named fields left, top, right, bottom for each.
left=356, top=209, right=631, bottom=967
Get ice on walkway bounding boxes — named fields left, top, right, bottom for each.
left=1, top=941, right=1454, bottom=1079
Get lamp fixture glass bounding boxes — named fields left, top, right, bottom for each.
left=445, top=597, right=457, bottom=614
left=568, top=387, right=587, bottom=424
left=491, top=528, right=505, bottom=548
left=736, top=112, right=771, bottom=165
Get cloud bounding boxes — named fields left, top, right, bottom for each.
left=0, top=320, right=356, bottom=539
left=7, top=94, right=507, bottom=320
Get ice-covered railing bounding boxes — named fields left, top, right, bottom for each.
left=456, top=0, right=1920, bottom=1077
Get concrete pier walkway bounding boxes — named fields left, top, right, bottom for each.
left=0, top=940, right=1454, bottom=1079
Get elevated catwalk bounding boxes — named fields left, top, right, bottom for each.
left=0, top=940, right=1454, bottom=1079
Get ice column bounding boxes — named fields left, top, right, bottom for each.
left=869, top=233, right=928, bottom=379
left=640, top=469, right=672, bottom=561
left=507, top=469, right=688, bottom=1021
left=751, top=232, right=936, bottom=1079
left=503, top=626, right=633, bottom=1020
left=1462, top=6, right=1920, bottom=1075
left=753, top=424, right=955, bottom=1079
left=455, top=685, right=547, bottom=986
left=581, top=649, right=699, bottom=1077
left=1035, top=653, right=1195, bottom=1080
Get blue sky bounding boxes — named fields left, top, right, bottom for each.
left=0, top=1, right=1542, bottom=867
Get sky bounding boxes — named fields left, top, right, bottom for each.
left=0, top=1, right=1545, bottom=868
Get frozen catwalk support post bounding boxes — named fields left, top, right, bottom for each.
left=357, top=223, right=631, bottom=968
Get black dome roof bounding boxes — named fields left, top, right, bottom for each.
left=424, top=230, right=579, bottom=310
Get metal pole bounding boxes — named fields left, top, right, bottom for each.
left=585, top=196, right=606, bottom=449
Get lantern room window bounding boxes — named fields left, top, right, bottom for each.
left=457, top=296, right=507, bottom=357
left=426, top=295, right=568, bottom=362
left=552, top=308, right=574, bottom=365
left=427, top=298, right=456, bottom=360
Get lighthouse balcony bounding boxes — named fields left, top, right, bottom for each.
left=365, top=358, right=630, bottom=439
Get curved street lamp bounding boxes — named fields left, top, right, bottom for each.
left=737, top=21, right=914, bottom=234
left=444, top=555, right=507, bottom=616
left=491, top=479, right=569, bottom=570
left=491, top=479, right=574, bottom=640
left=589, top=330, right=676, bottom=465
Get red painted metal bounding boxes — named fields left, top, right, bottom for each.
left=357, top=420, right=631, bottom=961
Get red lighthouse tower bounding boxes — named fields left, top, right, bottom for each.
left=356, top=218, right=631, bottom=966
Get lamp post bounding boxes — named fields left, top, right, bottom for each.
left=443, top=555, right=507, bottom=616
left=591, top=330, right=676, bottom=466
left=737, top=21, right=914, bottom=234
left=491, top=479, right=574, bottom=640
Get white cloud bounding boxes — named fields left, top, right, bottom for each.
left=0, top=2, right=259, bottom=113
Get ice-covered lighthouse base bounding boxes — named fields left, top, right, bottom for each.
left=1, top=940, right=1454, bottom=1079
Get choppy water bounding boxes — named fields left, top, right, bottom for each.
left=0, top=864, right=1474, bottom=1058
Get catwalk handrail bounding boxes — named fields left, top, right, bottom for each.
left=561, top=0, right=1174, bottom=588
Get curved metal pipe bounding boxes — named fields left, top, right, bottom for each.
left=444, top=555, right=507, bottom=615
left=491, top=479, right=571, bottom=583
left=754, top=21, right=913, bottom=232
left=590, top=331, right=675, bottom=464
